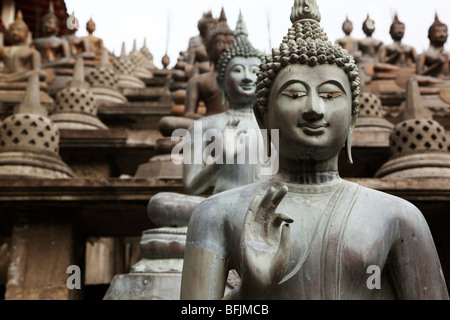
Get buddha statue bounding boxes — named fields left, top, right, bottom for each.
left=357, top=14, right=383, bottom=63
left=416, top=14, right=450, bottom=80
left=64, top=12, right=96, bottom=68
left=0, top=11, right=52, bottom=108
left=185, top=11, right=216, bottom=78
left=183, top=8, right=235, bottom=119
left=32, top=2, right=75, bottom=69
left=335, top=16, right=358, bottom=57
left=379, top=14, right=417, bottom=68
left=180, top=0, right=449, bottom=300
left=84, top=18, right=104, bottom=63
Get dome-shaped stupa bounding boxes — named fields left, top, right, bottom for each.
left=375, top=78, right=450, bottom=178
left=50, top=57, right=108, bottom=130
left=0, top=73, right=74, bottom=178
left=112, top=43, right=146, bottom=89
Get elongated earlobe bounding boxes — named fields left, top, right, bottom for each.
left=345, top=113, right=358, bottom=164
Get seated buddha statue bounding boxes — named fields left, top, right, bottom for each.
left=180, top=0, right=449, bottom=300
left=32, top=2, right=75, bottom=69
left=416, top=13, right=450, bottom=80
left=335, top=16, right=358, bottom=57
left=0, top=11, right=51, bottom=107
left=183, top=8, right=235, bottom=120
left=64, top=12, right=96, bottom=68
left=84, top=18, right=104, bottom=64
left=356, top=14, right=384, bottom=63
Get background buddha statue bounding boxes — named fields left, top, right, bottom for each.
left=416, top=13, right=450, bottom=80
left=84, top=18, right=104, bottom=64
left=357, top=14, right=384, bottom=63
left=64, top=12, right=96, bottom=68
left=335, top=16, right=358, bottom=57
left=181, top=0, right=448, bottom=301
left=32, top=2, right=75, bottom=69
left=183, top=8, right=235, bottom=119
left=379, top=14, right=417, bottom=68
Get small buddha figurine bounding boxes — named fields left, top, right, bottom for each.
left=379, top=14, right=417, bottom=68
left=84, top=18, right=104, bottom=63
left=181, top=0, right=449, bottom=300
left=32, top=2, right=75, bottom=69
left=183, top=8, right=235, bottom=119
left=416, top=13, right=450, bottom=80
left=335, top=16, right=358, bottom=57
left=357, top=14, right=384, bottom=63
left=0, top=10, right=44, bottom=81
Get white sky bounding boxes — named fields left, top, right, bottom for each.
left=64, top=0, right=450, bottom=69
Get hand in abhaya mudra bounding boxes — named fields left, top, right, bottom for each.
left=238, top=186, right=294, bottom=300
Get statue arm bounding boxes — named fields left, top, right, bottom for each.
left=180, top=202, right=229, bottom=299
left=184, top=77, right=202, bottom=118
left=389, top=206, right=449, bottom=300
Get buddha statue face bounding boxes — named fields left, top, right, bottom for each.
left=342, top=20, right=353, bottom=36
left=9, top=21, right=28, bottom=45
left=223, top=56, right=260, bottom=106
left=264, top=64, right=354, bottom=161
left=42, top=16, right=58, bottom=37
left=209, top=33, right=235, bottom=66
left=429, top=24, right=448, bottom=46
left=390, top=23, right=405, bottom=42
left=86, top=20, right=96, bottom=35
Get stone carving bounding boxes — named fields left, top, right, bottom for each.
left=85, top=48, right=127, bottom=106
left=128, top=40, right=154, bottom=81
left=50, top=57, right=107, bottom=130
left=64, top=12, right=96, bottom=69
left=375, top=77, right=450, bottom=179
left=357, top=14, right=384, bottom=63
left=84, top=17, right=104, bottom=63
left=180, top=0, right=449, bottom=300
left=0, top=72, right=74, bottom=178
left=183, top=8, right=235, bottom=119
left=112, top=43, right=146, bottom=90
left=417, top=13, right=450, bottom=80
left=335, top=17, right=358, bottom=57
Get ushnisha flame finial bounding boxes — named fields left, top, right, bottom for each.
left=290, top=0, right=321, bottom=24
left=234, top=11, right=249, bottom=38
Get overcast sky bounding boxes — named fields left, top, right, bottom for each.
left=65, top=0, right=450, bottom=69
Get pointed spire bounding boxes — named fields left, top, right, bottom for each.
left=234, top=11, right=249, bottom=38
left=290, top=0, right=321, bottom=24
left=14, top=72, right=47, bottom=116
left=404, top=78, right=433, bottom=120
left=16, top=9, right=24, bottom=21
left=121, top=42, right=127, bottom=57
left=132, top=39, right=138, bottom=53
left=49, top=1, right=55, bottom=14
left=68, top=57, right=89, bottom=89
left=219, top=7, right=227, bottom=22
left=143, top=38, right=147, bottom=49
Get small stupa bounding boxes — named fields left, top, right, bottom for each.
left=0, top=73, right=74, bottom=178
left=375, top=77, right=450, bottom=178
left=128, top=40, right=154, bottom=81
left=355, top=92, right=394, bottom=136
left=50, top=57, right=108, bottom=130
left=85, top=48, right=128, bottom=106
left=112, top=43, right=146, bottom=89
left=140, top=38, right=156, bottom=70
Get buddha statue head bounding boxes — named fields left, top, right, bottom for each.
left=205, top=8, right=235, bottom=67
left=198, top=11, right=215, bottom=40
left=342, top=16, right=353, bottom=36
left=216, top=12, right=264, bottom=108
left=390, top=13, right=405, bottom=42
left=362, top=14, right=376, bottom=37
left=41, top=1, right=59, bottom=37
left=428, top=13, right=448, bottom=47
left=9, top=10, right=29, bottom=46
left=254, top=0, right=360, bottom=164
left=86, top=18, right=96, bottom=35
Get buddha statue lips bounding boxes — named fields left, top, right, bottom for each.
left=297, top=122, right=329, bottom=136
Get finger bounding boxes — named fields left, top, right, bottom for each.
left=273, top=213, right=294, bottom=229
left=270, top=185, right=288, bottom=209
left=260, top=187, right=276, bottom=209
left=273, top=224, right=291, bottom=281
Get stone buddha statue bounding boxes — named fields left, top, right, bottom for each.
left=0, top=10, right=44, bottom=81
left=64, top=12, right=96, bottom=68
left=379, top=14, right=417, bottom=68
left=416, top=14, right=450, bottom=80
left=32, top=2, right=75, bottom=69
left=357, top=14, right=383, bottom=63
left=183, top=8, right=235, bottom=119
left=84, top=18, right=104, bottom=63
left=180, top=0, right=449, bottom=300
left=185, top=11, right=216, bottom=78
left=335, top=16, right=358, bottom=57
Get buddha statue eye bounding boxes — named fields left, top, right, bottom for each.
left=319, top=92, right=344, bottom=99
left=281, top=90, right=307, bottom=99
